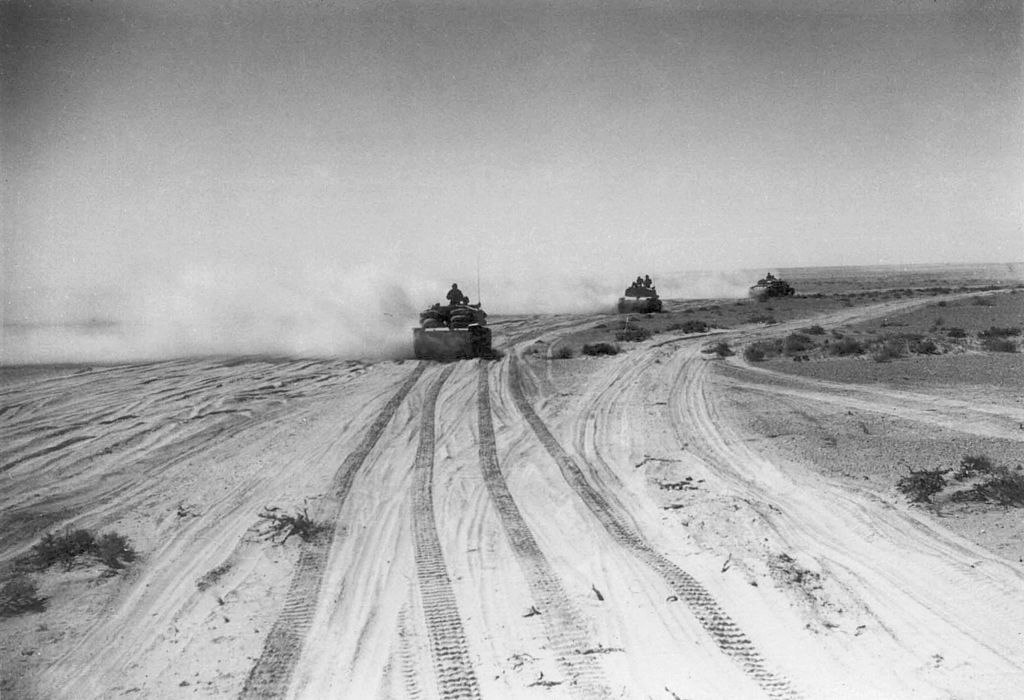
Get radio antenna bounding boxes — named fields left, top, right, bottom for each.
left=476, top=253, right=481, bottom=306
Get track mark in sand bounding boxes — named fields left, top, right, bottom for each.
left=240, top=362, right=427, bottom=699
left=508, top=355, right=800, bottom=699
left=411, top=365, right=482, bottom=700
left=477, top=364, right=611, bottom=698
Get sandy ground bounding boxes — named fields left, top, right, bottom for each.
left=2, top=289, right=1023, bottom=699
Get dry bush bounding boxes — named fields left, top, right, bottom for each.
left=671, top=319, right=708, bottom=334
left=946, top=327, right=967, bottom=338
left=551, top=346, right=574, bottom=360
left=783, top=332, right=816, bottom=355
left=707, top=341, right=734, bottom=358
left=257, top=506, right=330, bottom=544
left=615, top=327, right=651, bottom=342
left=871, top=337, right=905, bottom=363
left=0, top=577, right=47, bottom=617
left=896, top=469, right=948, bottom=503
left=20, top=528, right=136, bottom=572
left=978, top=326, right=1021, bottom=338
left=828, top=336, right=864, bottom=356
left=802, top=325, right=826, bottom=335
left=582, top=342, right=619, bottom=356
left=954, top=454, right=994, bottom=481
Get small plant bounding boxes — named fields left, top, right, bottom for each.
left=551, top=346, right=574, bottom=360
left=702, top=341, right=733, bottom=358
left=971, top=296, right=994, bottom=306
left=0, top=577, right=46, bottom=617
left=95, top=532, right=137, bottom=570
left=676, top=320, right=708, bottom=334
left=828, top=337, right=864, bottom=356
left=896, top=469, right=949, bottom=503
left=582, top=342, right=619, bottom=356
left=802, top=325, right=826, bottom=335
left=955, top=454, right=994, bottom=481
left=981, top=337, right=1017, bottom=353
left=20, top=528, right=136, bottom=572
left=908, top=337, right=939, bottom=355
left=257, top=506, right=329, bottom=544
left=615, top=327, right=651, bottom=342
left=783, top=332, right=816, bottom=355
left=871, top=337, right=905, bottom=363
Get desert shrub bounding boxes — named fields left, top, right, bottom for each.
left=24, top=529, right=136, bottom=571
left=551, top=346, right=574, bottom=360
left=30, top=529, right=97, bottom=570
left=783, top=333, right=816, bottom=355
left=258, top=506, right=329, bottom=544
left=743, top=339, right=782, bottom=362
left=830, top=329, right=845, bottom=339
left=197, top=562, right=233, bottom=591
left=976, top=468, right=1024, bottom=506
left=981, top=337, right=1017, bottom=353
left=828, top=337, right=864, bottom=356
left=582, top=342, right=619, bottom=356
left=951, top=465, right=1024, bottom=507
left=95, top=532, right=137, bottom=570
left=936, top=300, right=948, bottom=307
left=671, top=320, right=708, bottom=334
left=802, top=325, right=826, bottom=335
left=978, top=327, right=1022, bottom=338
left=908, top=338, right=939, bottom=355
left=702, top=341, right=734, bottom=358
left=971, top=296, right=994, bottom=306
left=954, top=454, right=995, bottom=481
left=747, top=314, right=777, bottom=325
left=871, top=338, right=905, bottom=362
left=0, top=577, right=46, bottom=617
left=897, top=469, right=948, bottom=503
left=615, top=327, right=651, bottom=342
left=743, top=344, right=765, bottom=362
left=946, top=327, right=967, bottom=338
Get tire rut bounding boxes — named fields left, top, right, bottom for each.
left=411, top=364, right=481, bottom=700
left=476, top=363, right=612, bottom=698
left=507, top=354, right=800, bottom=699
left=240, top=362, right=427, bottom=699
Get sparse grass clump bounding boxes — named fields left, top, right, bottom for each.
left=896, top=469, right=949, bottom=503
left=0, top=577, right=46, bottom=617
left=783, top=332, right=816, bottom=355
left=258, top=506, right=330, bottom=544
left=21, top=528, right=137, bottom=572
left=551, top=346, right=574, bottom=360
left=582, top=342, right=619, bottom=356
left=978, top=326, right=1021, bottom=338
left=802, top=325, right=826, bottom=335
left=743, top=339, right=782, bottom=362
left=946, top=327, right=967, bottom=338
left=954, top=455, right=994, bottom=481
left=672, top=320, right=709, bottom=334
left=702, top=341, right=734, bottom=358
left=827, top=337, right=864, bottom=356
left=871, top=337, right=905, bottom=363
left=615, top=327, right=651, bottom=342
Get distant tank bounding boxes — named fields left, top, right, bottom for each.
left=749, top=273, right=795, bottom=301
left=413, top=302, right=493, bottom=360
left=617, top=280, right=663, bottom=313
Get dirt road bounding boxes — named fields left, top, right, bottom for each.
left=3, top=300, right=1022, bottom=699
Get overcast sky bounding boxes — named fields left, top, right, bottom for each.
left=1, top=0, right=1022, bottom=360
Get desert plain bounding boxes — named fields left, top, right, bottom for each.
left=2, top=264, right=1023, bottom=699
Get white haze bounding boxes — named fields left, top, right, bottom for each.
left=1, top=263, right=753, bottom=365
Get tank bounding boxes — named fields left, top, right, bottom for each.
left=617, top=284, right=663, bottom=313
left=412, top=303, right=493, bottom=360
left=749, top=273, right=795, bottom=301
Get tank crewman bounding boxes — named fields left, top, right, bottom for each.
left=635, top=276, right=644, bottom=288
left=643, top=274, right=652, bottom=288
left=446, top=283, right=468, bottom=305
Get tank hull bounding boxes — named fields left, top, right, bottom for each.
left=617, top=297, right=662, bottom=313
left=412, top=326, right=493, bottom=361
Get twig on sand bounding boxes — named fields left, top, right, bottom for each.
left=527, top=672, right=562, bottom=688
left=591, top=584, right=604, bottom=601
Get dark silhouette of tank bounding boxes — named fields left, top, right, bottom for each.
left=749, top=273, right=795, bottom=301
left=413, top=302, right=493, bottom=360
left=617, top=282, right=663, bottom=313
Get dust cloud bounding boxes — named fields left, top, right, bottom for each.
left=2, top=263, right=753, bottom=365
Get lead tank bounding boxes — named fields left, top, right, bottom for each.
left=617, top=283, right=663, bottom=313
left=413, top=303, right=493, bottom=360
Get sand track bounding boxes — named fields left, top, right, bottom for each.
left=3, top=297, right=1023, bottom=699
